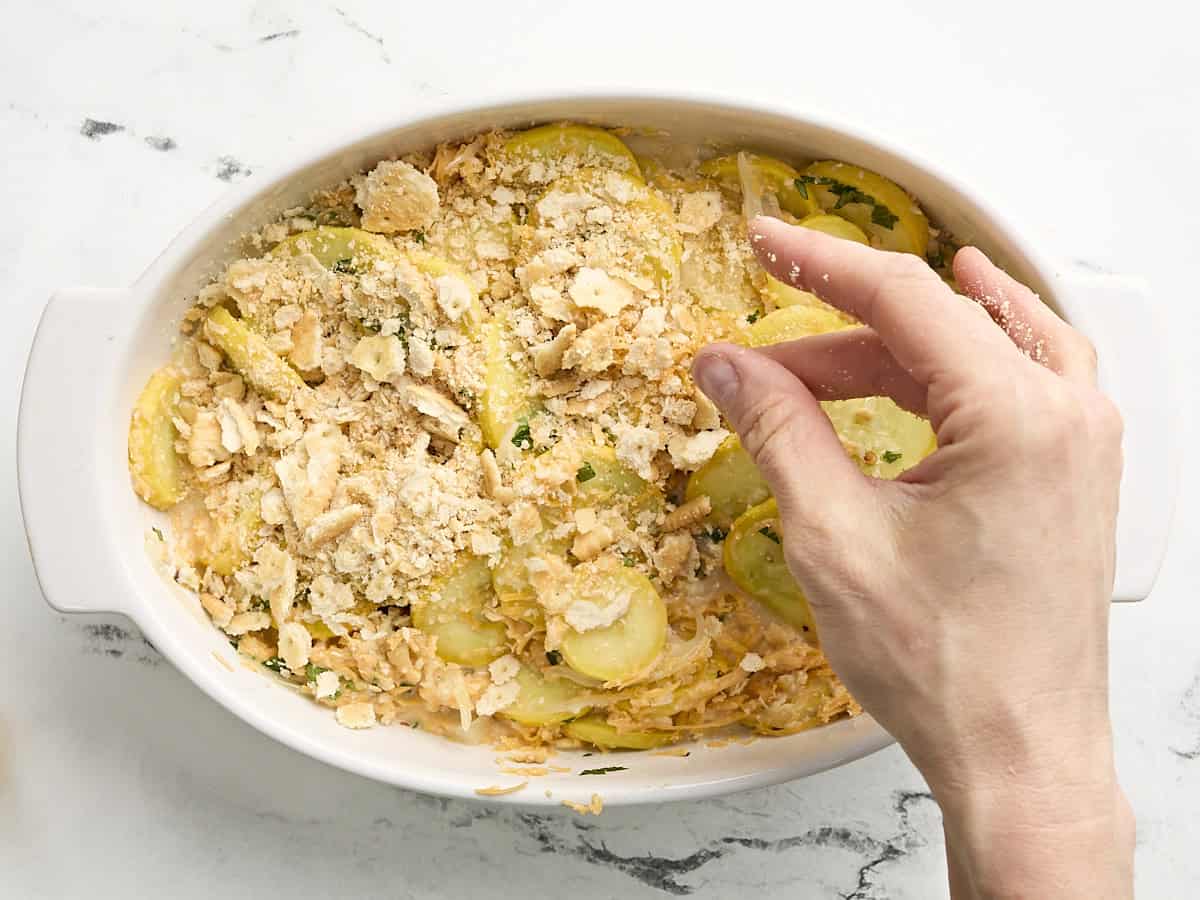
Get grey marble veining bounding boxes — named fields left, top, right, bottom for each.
left=3, top=1, right=1197, bottom=897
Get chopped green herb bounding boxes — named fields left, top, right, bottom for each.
left=304, top=663, right=329, bottom=682
left=579, top=766, right=627, bottom=776
left=151, top=526, right=164, bottom=541
left=262, top=656, right=288, bottom=673
left=794, top=174, right=898, bottom=231
left=412, top=230, right=426, bottom=245
left=759, top=526, right=782, bottom=544
left=510, top=421, right=532, bottom=450
left=546, top=650, right=563, bottom=666
left=746, top=309, right=763, bottom=324
left=409, top=721, right=420, bottom=729
left=870, top=205, right=899, bottom=229
left=622, top=554, right=637, bottom=567
left=881, top=450, right=903, bottom=464
left=706, top=527, right=727, bottom=543
left=332, top=257, right=357, bottom=274
left=576, top=462, right=597, bottom=483
left=250, top=597, right=269, bottom=612
left=832, top=186, right=875, bottom=211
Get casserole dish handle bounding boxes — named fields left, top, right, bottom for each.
left=19, top=287, right=134, bottom=615
left=1054, top=268, right=1177, bottom=602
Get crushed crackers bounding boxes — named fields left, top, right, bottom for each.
left=128, top=123, right=890, bottom=757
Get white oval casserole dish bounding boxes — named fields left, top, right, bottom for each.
left=17, top=92, right=1176, bottom=807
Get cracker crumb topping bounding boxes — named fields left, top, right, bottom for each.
left=128, top=125, right=912, bottom=751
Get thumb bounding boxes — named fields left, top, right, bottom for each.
left=692, top=342, right=874, bottom=539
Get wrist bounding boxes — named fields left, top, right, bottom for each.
left=936, top=779, right=1133, bottom=900
left=917, top=715, right=1133, bottom=899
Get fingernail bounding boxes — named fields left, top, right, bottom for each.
left=693, top=352, right=740, bottom=408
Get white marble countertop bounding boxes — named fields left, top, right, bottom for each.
left=3, top=2, right=1197, bottom=897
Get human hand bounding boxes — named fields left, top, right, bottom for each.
left=692, top=216, right=1133, bottom=899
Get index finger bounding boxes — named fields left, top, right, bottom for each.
left=750, top=216, right=1022, bottom=385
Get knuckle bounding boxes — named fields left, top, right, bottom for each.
left=884, top=251, right=934, bottom=282
left=737, top=394, right=797, bottom=471
left=863, top=253, right=942, bottom=319
left=1072, top=333, right=1099, bottom=372
left=1089, top=395, right=1125, bottom=444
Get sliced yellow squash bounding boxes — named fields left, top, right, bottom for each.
left=745, top=304, right=852, bottom=347
left=479, top=318, right=535, bottom=449
left=684, top=435, right=770, bottom=529
left=199, top=490, right=262, bottom=577
left=797, top=213, right=870, bottom=244
left=638, top=156, right=712, bottom=192
left=743, top=307, right=937, bottom=476
left=492, top=526, right=569, bottom=625
left=412, top=554, right=508, bottom=668
left=825, top=398, right=937, bottom=478
left=204, top=307, right=307, bottom=401
left=128, top=368, right=186, bottom=510
left=560, top=559, right=668, bottom=683
left=503, top=122, right=640, bottom=176
left=724, top=498, right=815, bottom=634
left=574, top=444, right=663, bottom=519
left=270, top=225, right=403, bottom=271
left=762, top=276, right=857, bottom=319
left=799, top=161, right=930, bottom=257
left=303, top=620, right=335, bottom=641
left=499, top=665, right=591, bottom=726
left=699, top=153, right=819, bottom=219
left=564, top=716, right=673, bottom=750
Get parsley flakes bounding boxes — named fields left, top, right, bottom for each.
left=510, top=421, right=532, bottom=450
left=758, top=526, right=782, bottom=544
left=576, top=462, right=597, bottom=483
left=871, top=205, right=899, bottom=229
left=579, top=766, right=627, bottom=776
left=793, top=175, right=899, bottom=231
left=881, top=450, right=903, bottom=464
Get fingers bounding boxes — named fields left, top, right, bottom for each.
left=756, top=328, right=929, bottom=415
left=953, top=247, right=1098, bottom=383
left=751, top=216, right=1023, bottom=385
left=692, top=342, right=875, bottom=532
